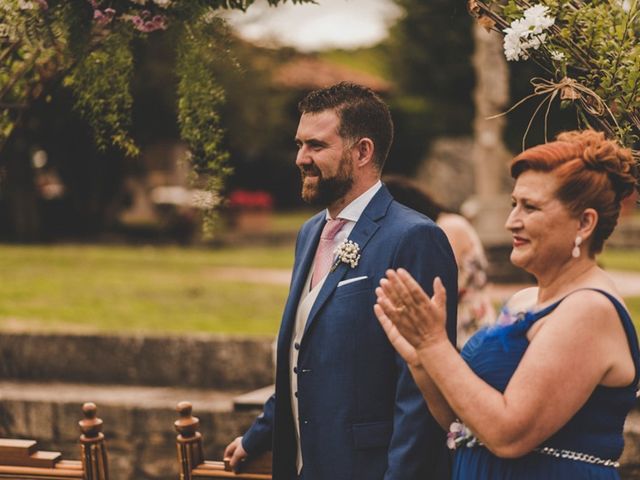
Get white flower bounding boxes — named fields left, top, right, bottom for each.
left=620, top=0, right=632, bottom=12
left=503, top=4, right=555, bottom=61
left=154, top=0, right=172, bottom=8
left=332, top=240, right=361, bottom=270
left=191, top=190, right=218, bottom=209
left=550, top=50, right=565, bottom=61
left=19, top=0, right=35, bottom=9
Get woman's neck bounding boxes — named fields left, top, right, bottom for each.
left=535, top=258, right=599, bottom=307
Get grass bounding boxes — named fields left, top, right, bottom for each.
left=0, top=244, right=294, bottom=336
left=0, top=243, right=638, bottom=335
left=598, top=249, right=640, bottom=328
left=599, top=248, right=640, bottom=272
left=626, top=297, right=640, bottom=327
left=268, top=209, right=315, bottom=233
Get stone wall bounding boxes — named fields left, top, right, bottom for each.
left=0, top=332, right=275, bottom=479
left=0, top=332, right=274, bottom=389
left=1, top=332, right=639, bottom=479
left=0, top=396, right=259, bottom=479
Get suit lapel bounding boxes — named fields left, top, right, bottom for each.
left=277, top=214, right=325, bottom=352
left=302, top=186, right=393, bottom=338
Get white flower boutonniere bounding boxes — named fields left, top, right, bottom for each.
left=331, top=240, right=360, bottom=272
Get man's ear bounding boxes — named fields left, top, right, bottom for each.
left=578, top=207, right=598, bottom=242
left=354, top=137, right=375, bottom=168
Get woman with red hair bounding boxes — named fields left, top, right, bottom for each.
left=375, top=130, right=639, bottom=479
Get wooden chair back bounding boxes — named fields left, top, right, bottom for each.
left=175, top=402, right=272, bottom=480
left=0, top=402, right=109, bottom=480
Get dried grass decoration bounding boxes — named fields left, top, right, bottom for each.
left=468, top=0, right=640, bottom=161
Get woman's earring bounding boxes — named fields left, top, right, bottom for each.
left=572, top=235, right=582, bottom=258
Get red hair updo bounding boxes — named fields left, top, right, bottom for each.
left=510, top=129, right=638, bottom=256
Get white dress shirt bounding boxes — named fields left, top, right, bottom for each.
left=289, top=180, right=382, bottom=472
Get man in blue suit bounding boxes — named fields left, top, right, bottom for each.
left=225, top=82, right=457, bottom=479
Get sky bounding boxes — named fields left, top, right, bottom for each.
left=224, top=0, right=403, bottom=52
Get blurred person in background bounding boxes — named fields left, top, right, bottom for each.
left=384, top=175, right=494, bottom=349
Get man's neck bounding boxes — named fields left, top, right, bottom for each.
left=327, top=178, right=380, bottom=218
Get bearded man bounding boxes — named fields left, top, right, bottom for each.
left=225, top=82, right=458, bottom=480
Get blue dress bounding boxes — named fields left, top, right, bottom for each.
left=453, top=289, right=640, bottom=479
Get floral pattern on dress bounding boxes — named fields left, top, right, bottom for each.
left=456, top=253, right=496, bottom=349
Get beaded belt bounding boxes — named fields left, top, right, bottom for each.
left=448, top=422, right=620, bottom=468
left=534, top=446, right=620, bottom=468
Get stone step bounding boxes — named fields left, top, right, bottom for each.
left=2, top=384, right=639, bottom=479
left=0, top=332, right=275, bottom=390
left=0, top=380, right=261, bottom=480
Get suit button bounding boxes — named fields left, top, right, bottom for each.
left=294, top=342, right=300, bottom=350
left=294, top=391, right=298, bottom=398
left=293, top=367, right=298, bottom=374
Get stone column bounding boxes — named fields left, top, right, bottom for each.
left=465, top=24, right=527, bottom=281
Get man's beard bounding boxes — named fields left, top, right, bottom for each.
left=300, top=152, right=353, bottom=207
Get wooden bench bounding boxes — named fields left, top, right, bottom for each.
left=175, top=402, right=272, bottom=480
left=0, top=402, right=109, bottom=480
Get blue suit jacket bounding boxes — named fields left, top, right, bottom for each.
left=242, top=185, right=458, bottom=480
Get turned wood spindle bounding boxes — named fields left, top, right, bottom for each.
left=175, top=401, right=205, bottom=480
left=79, top=402, right=109, bottom=480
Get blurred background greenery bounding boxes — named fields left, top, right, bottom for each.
left=0, top=0, right=638, bottom=336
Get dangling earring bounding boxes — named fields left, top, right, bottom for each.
left=572, top=235, right=582, bottom=258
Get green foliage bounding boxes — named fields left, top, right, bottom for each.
left=63, top=27, right=138, bottom=156
left=0, top=0, right=315, bottom=212
left=472, top=0, right=640, bottom=154
left=176, top=17, right=233, bottom=232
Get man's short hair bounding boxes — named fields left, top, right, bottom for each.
left=298, top=82, right=394, bottom=171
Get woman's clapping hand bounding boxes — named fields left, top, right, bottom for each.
left=374, top=269, right=449, bottom=354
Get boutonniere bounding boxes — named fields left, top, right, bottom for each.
left=331, top=240, right=360, bottom=272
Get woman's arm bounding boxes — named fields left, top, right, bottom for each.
left=408, top=363, right=457, bottom=430
left=376, top=270, right=626, bottom=458
left=374, top=292, right=456, bottom=430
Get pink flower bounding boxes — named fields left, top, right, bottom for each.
left=93, top=8, right=116, bottom=26
left=128, top=11, right=167, bottom=32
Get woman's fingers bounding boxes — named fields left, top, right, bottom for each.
left=379, top=276, right=405, bottom=309
left=380, top=270, right=418, bottom=317
left=374, top=303, right=419, bottom=366
left=376, top=293, right=402, bottom=320
left=396, top=268, right=435, bottom=309
left=432, top=276, right=447, bottom=310
left=387, top=269, right=418, bottom=311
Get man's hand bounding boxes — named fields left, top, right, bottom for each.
left=224, top=436, right=248, bottom=470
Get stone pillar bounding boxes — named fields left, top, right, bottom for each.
left=465, top=24, right=528, bottom=281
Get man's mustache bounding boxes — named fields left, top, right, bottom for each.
left=300, top=165, right=321, bottom=177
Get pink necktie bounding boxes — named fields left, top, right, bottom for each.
left=311, top=218, right=347, bottom=290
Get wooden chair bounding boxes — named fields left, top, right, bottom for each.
left=0, top=402, right=109, bottom=480
left=175, top=402, right=272, bottom=480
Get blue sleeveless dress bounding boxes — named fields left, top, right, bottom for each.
left=453, top=289, right=640, bottom=479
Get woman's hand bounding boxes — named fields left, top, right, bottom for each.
left=375, top=269, right=449, bottom=351
left=374, top=287, right=420, bottom=367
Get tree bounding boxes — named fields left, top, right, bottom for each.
left=384, top=0, right=475, bottom=174
left=0, top=0, right=312, bottom=238
left=469, top=0, right=640, bottom=155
